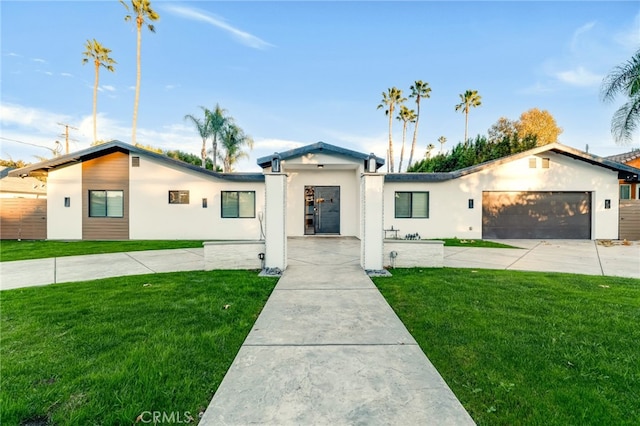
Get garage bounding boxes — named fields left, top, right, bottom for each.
left=482, top=191, right=591, bottom=239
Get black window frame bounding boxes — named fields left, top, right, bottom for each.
left=221, top=191, right=256, bottom=218
left=394, top=191, right=429, bottom=219
left=169, top=190, right=190, bottom=205
left=88, top=190, right=124, bottom=218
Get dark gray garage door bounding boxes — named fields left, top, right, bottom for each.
left=482, top=191, right=591, bottom=239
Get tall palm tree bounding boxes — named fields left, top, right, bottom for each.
left=455, top=90, right=482, bottom=144
left=438, top=135, right=447, bottom=153
left=121, top=0, right=159, bottom=146
left=219, top=123, right=254, bottom=172
left=184, top=107, right=211, bottom=168
left=82, top=39, right=116, bottom=144
left=205, top=104, right=230, bottom=172
left=601, top=49, right=640, bottom=143
left=408, top=80, right=431, bottom=169
left=426, top=143, right=435, bottom=158
left=396, top=105, right=417, bottom=173
left=377, top=87, right=406, bottom=172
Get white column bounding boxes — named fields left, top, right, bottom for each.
left=265, top=173, right=287, bottom=271
left=360, top=173, right=384, bottom=271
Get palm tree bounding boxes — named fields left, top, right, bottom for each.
left=455, top=90, right=482, bottom=144
left=205, top=104, right=230, bottom=172
left=121, top=0, right=159, bottom=146
left=396, top=105, right=417, bottom=173
left=601, top=49, right=640, bottom=143
left=377, top=87, right=406, bottom=172
left=426, top=143, right=435, bottom=158
left=219, top=123, right=254, bottom=172
left=438, top=135, right=447, bottom=153
left=82, top=39, right=116, bottom=144
left=408, top=80, right=432, bottom=169
left=184, top=107, right=211, bottom=168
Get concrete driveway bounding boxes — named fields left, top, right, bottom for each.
left=444, top=239, right=639, bottom=279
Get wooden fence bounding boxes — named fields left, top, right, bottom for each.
left=619, top=200, right=640, bottom=241
left=0, top=198, right=47, bottom=240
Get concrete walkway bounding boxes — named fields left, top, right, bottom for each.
left=199, top=237, right=475, bottom=425
left=1, top=239, right=637, bottom=291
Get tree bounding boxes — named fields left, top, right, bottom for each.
left=205, top=104, right=230, bottom=172
left=601, top=49, right=640, bottom=143
left=218, top=123, right=254, bottom=172
left=82, top=39, right=116, bottom=144
left=488, top=117, right=517, bottom=143
left=121, top=0, right=159, bottom=146
left=425, top=143, right=435, bottom=158
left=166, top=149, right=213, bottom=169
left=438, top=135, right=447, bottom=153
left=515, top=108, right=562, bottom=146
left=184, top=107, right=212, bottom=168
left=377, top=87, right=406, bottom=172
left=408, top=80, right=432, bottom=169
left=455, top=90, right=482, bottom=144
left=396, top=105, right=416, bottom=173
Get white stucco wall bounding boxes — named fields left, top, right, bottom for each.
left=47, top=163, right=82, bottom=239
left=384, top=152, right=621, bottom=240
left=128, top=155, right=265, bottom=240
left=285, top=168, right=361, bottom=237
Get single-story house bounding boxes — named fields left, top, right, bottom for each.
left=8, top=140, right=640, bottom=243
left=606, top=149, right=640, bottom=200
left=606, top=149, right=640, bottom=240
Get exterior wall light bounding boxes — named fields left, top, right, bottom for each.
left=468, top=199, right=474, bottom=209
left=604, top=199, right=611, bottom=209
left=271, top=153, right=281, bottom=173
left=367, top=153, right=377, bottom=173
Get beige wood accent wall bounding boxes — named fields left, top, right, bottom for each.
left=82, top=151, right=129, bottom=239
left=0, top=198, right=47, bottom=240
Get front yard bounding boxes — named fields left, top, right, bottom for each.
left=374, top=268, right=640, bottom=425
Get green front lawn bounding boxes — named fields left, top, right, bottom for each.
left=0, top=238, right=516, bottom=262
left=373, top=268, right=640, bottom=425
left=1, top=271, right=277, bottom=425
left=0, top=240, right=207, bottom=262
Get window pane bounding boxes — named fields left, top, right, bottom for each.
left=222, top=192, right=239, bottom=217
left=90, top=191, right=106, bottom=217
left=238, top=192, right=255, bottom=217
left=106, top=191, right=124, bottom=217
left=620, top=185, right=631, bottom=200
left=412, top=192, right=429, bottom=218
left=395, top=192, right=411, bottom=218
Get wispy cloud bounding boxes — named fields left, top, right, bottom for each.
left=60, top=72, right=73, bottom=78
left=555, top=66, right=602, bottom=87
left=31, top=58, right=47, bottom=64
left=99, top=85, right=116, bottom=92
left=570, top=21, right=596, bottom=51
left=614, top=11, right=640, bottom=50
left=163, top=5, right=274, bottom=50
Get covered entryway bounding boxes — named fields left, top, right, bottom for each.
left=482, top=191, right=591, bottom=239
left=304, top=186, right=340, bottom=235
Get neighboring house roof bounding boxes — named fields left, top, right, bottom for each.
left=385, top=143, right=640, bottom=182
left=0, top=166, right=46, bottom=195
left=605, top=149, right=640, bottom=164
left=256, top=141, right=385, bottom=170
left=8, top=140, right=265, bottom=182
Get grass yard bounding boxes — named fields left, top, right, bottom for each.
left=1, top=270, right=277, bottom=425
left=0, top=240, right=207, bottom=262
left=0, top=238, right=516, bottom=262
left=373, top=268, right=640, bottom=426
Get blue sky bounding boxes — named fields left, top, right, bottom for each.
left=1, top=1, right=639, bottom=171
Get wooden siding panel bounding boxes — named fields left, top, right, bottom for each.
left=0, top=198, right=47, bottom=239
left=620, top=200, right=640, bottom=241
left=82, top=151, right=130, bottom=239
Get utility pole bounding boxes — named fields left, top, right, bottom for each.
left=57, top=122, right=78, bottom=154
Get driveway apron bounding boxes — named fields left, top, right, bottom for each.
left=200, top=237, right=475, bottom=425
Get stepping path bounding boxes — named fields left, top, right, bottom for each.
left=200, top=237, right=475, bottom=425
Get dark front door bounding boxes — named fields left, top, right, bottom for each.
left=304, top=186, right=340, bottom=235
